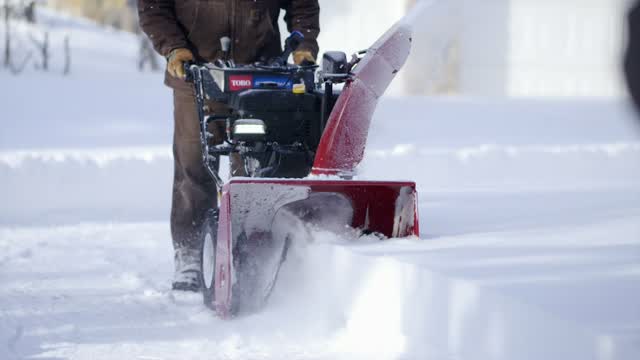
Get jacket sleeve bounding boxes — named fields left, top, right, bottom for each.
left=282, top=0, right=320, bottom=58
left=137, top=0, right=189, bottom=57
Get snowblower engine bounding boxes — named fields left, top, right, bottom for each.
left=185, top=33, right=355, bottom=184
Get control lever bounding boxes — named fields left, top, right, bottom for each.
left=219, top=36, right=235, bottom=68
left=183, top=61, right=196, bottom=82
left=221, top=36, right=231, bottom=58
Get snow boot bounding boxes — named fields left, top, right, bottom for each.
left=172, top=248, right=202, bottom=292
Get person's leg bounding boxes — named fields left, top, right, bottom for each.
left=170, top=89, right=227, bottom=291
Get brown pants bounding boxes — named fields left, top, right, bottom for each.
left=171, top=90, right=238, bottom=251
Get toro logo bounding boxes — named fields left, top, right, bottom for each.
left=229, top=75, right=253, bottom=91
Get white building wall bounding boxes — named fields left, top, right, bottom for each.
left=457, top=0, right=631, bottom=98
left=405, top=0, right=631, bottom=98
left=458, top=0, right=511, bottom=97
left=507, top=0, right=630, bottom=97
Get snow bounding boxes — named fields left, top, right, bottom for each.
left=1, top=5, right=640, bottom=360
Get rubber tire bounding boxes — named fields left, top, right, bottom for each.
left=200, top=209, right=218, bottom=310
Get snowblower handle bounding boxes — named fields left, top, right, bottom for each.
left=182, top=62, right=226, bottom=188
left=183, top=62, right=196, bottom=83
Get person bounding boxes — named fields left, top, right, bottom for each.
left=626, top=0, right=640, bottom=120
left=137, top=0, right=320, bottom=291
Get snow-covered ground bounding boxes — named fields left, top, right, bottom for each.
left=1, top=5, right=640, bottom=360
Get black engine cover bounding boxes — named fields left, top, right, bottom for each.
left=229, top=90, right=323, bottom=149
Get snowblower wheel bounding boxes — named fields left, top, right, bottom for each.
left=200, top=209, right=219, bottom=310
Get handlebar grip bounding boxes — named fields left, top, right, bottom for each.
left=285, top=31, right=304, bottom=55
left=183, top=62, right=196, bottom=82
left=278, top=31, right=305, bottom=66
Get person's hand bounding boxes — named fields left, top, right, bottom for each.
left=293, top=50, right=315, bottom=65
left=167, top=48, right=194, bottom=79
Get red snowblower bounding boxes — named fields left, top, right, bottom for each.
left=185, top=20, right=418, bottom=318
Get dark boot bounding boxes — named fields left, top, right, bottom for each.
left=172, top=247, right=202, bottom=292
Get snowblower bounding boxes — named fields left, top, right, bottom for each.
left=185, top=21, right=418, bottom=318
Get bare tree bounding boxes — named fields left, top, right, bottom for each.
left=2, top=1, right=46, bottom=75
left=138, top=34, right=160, bottom=72
left=63, top=35, right=71, bottom=75
left=23, top=1, right=36, bottom=24
left=30, top=31, right=49, bottom=71
left=3, top=0, right=11, bottom=69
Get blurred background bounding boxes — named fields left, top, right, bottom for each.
left=2, top=0, right=634, bottom=97
left=1, top=2, right=639, bottom=359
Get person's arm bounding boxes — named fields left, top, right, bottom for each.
left=282, top=0, right=320, bottom=60
left=137, top=0, right=190, bottom=57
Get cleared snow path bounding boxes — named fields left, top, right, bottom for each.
left=1, top=210, right=639, bottom=359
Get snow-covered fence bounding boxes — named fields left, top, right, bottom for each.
left=1, top=2, right=74, bottom=75
left=2, top=0, right=33, bottom=74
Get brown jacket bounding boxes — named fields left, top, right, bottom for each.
left=138, top=0, right=320, bottom=89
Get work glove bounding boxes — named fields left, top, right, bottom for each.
left=167, top=48, right=194, bottom=79
left=293, top=50, right=315, bottom=65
